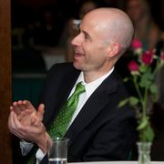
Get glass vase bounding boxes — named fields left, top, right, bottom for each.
left=137, top=142, right=152, bottom=164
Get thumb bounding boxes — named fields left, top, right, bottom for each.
left=37, top=104, right=45, bottom=121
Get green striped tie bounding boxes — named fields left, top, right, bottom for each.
left=27, top=155, right=35, bottom=164
left=49, top=82, right=85, bottom=138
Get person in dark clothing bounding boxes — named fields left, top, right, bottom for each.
left=8, top=8, right=136, bottom=164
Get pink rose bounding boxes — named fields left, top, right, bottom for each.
left=141, top=50, right=154, bottom=65
left=128, top=60, right=139, bottom=72
left=131, top=39, right=142, bottom=50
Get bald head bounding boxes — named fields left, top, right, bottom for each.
left=83, top=8, right=134, bottom=55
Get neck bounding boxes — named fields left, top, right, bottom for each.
left=83, top=66, right=113, bottom=83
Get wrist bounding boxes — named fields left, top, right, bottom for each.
left=37, top=132, right=52, bottom=153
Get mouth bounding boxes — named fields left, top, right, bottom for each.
left=74, top=52, right=84, bottom=59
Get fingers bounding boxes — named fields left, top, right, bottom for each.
left=8, top=111, right=24, bottom=139
left=11, top=101, right=22, bottom=115
left=8, top=111, right=37, bottom=140
left=10, top=100, right=36, bottom=115
left=8, top=111, right=14, bottom=131
left=8, top=108, right=47, bottom=143
left=22, top=100, right=35, bottom=111
left=17, top=109, right=31, bottom=122
left=9, top=100, right=45, bottom=130
left=37, top=104, right=45, bottom=122
left=31, top=118, right=42, bottom=127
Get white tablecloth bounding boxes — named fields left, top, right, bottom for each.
left=69, top=161, right=164, bottom=164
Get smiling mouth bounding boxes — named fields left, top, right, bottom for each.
left=74, top=52, right=84, bottom=58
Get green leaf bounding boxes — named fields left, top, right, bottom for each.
left=139, top=71, right=153, bottom=88
left=139, top=65, right=147, bottom=73
left=118, top=98, right=129, bottom=108
left=145, top=125, right=155, bottom=142
left=137, top=117, right=149, bottom=130
left=129, top=97, right=139, bottom=106
left=152, top=93, right=158, bottom=102
left=150, top=84, right=158, bottom=94
left=123, top=77, right=129, bottom=82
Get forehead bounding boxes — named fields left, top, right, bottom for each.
left=80, top=15, right=112, bottom=43
left=80, top=15, right=101, bottom=36
left=81, top=11, right=109, bottom=30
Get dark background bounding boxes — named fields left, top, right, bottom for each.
left=11, top=0, right=164, bottom=47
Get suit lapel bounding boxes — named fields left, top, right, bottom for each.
left=65, top=70, right=121, bottom=145
left=46, top=66, right=80, bottom=129
left=58, top=69, right=80, bottom=105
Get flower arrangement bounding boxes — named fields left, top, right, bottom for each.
left=119, top=39, right=164, bottom=143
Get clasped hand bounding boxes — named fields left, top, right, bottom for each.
left=8, top=100, right=52, bottom=153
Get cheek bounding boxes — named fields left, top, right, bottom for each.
left=83, top=42, right=103, bottom=54
left=82, top=41, right=106, bottom=61
left=86, top=48, right=106, bottom=64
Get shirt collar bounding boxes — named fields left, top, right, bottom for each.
left=75, top=67, right=114, bottom=98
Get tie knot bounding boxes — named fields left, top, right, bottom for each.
left=74, top=82, right=85, bottom=95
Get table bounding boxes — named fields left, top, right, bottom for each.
left=69, top=161, right=164, bottom=164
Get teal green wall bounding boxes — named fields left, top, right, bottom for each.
left=12, top=77, right=45, bottom=105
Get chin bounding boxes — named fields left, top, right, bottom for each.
left=73, top=61, right=83, bottom=70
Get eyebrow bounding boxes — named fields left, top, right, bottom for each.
left=79, top=24, right=92, bottom=40
left=82, top=29, right=91, bottom=40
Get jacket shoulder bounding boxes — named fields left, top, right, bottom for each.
left=49, top=62, right=75, bottom=72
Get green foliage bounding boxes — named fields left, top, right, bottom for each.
left=118, top=98, right=129, bottom=108
left=119, top=40, right=164, bottom=143
left=129, top=97, right=139, bottom=106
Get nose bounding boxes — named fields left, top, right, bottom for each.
left=71, top=33, right=82, bottom=46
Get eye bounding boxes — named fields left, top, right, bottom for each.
left=83, top=32, right=91, bottom=41
left=84, top=33, right=89, bottom=40
left=80, top=29, right=91, bottom=41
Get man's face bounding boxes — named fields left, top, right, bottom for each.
left=71, top=15, right=109, bottom=74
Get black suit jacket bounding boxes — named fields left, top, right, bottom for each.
left=13, top=63, right=136, bottom=164
left=38, top=63, right=136, bottom=163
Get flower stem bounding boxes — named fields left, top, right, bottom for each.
left=143, top=86, right=148, bottom=118
left=133, top=76, right=143, bottom=101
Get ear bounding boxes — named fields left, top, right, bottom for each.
left=105, top=43, right=120, bottom=58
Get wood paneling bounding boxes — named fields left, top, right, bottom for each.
left=0, top=0, right=12, bottom=163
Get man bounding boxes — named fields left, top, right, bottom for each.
left=8, top=8, right=136, bottom=164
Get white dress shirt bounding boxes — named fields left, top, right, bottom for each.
left=20, top=67, right=114, bottom=164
